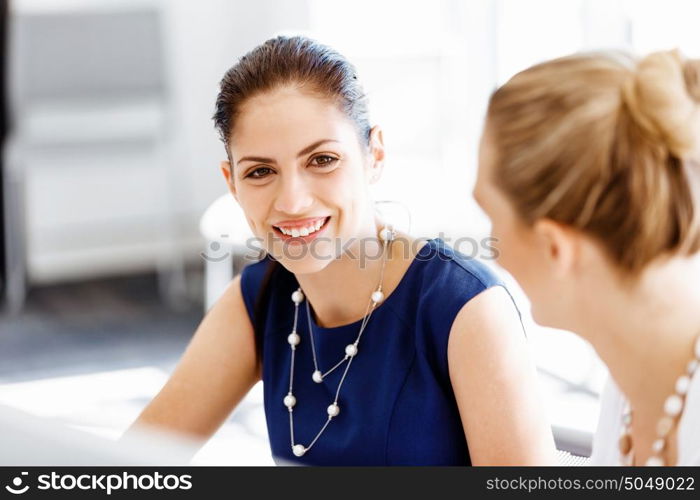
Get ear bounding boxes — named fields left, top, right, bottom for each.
left=220, top=160, right=238, bottom=201
left=532, top=219, right=577, bottom=278
left=366, top=125, right=385, bottom=185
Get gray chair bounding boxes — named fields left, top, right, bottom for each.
left=3, top=5, right=187, bottom=313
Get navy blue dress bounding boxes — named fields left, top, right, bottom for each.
left=240, top=238, right=505, bottom=465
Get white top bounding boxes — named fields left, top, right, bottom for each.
left=589, top=371, right=700, bottom=465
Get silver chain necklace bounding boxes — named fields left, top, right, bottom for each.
left=283, top=226, right=395, bottom=458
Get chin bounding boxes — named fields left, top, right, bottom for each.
left=264, top=232, right=340, bottom=275
left=277, top=254, right=333, bottom=275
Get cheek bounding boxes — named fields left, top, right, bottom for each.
left=498, top=233, right=552, bottom=316
left=324, top=166, right=370, bottom=218
left=235, top=188, right=268, bottom=232
left=489, top=219, right=513, bottom=267
left=492, top=224, right=534, bottom=285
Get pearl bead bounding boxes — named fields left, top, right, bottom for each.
left=292, top=444, right=306, bottom=457
left=371, top=290, right=384, bottom=304
left=291, top=290, right=304, bottom=304
left=283, top=394, right=296, bottom=408
left=327, top=403, right=340, bottom=417
left=312, top=370, right=323, bottom=383
left=287, top=332, right=300, bottom=346
left=664, top=394, right=684, bottom=417
left=622, top=410, right=632, bottom=427
left=345, top=344, right=358, bottom=357
left=676, top=375, right=691, bottom=395
left=657, top=416, right=674, bottom=437
left=688, top=359, right=699, bottom=375
left=652, top=438, right=666, bottom=454
left=379, top=227, right=395, bottom=242
left=645, top=456, right=664, bottom=466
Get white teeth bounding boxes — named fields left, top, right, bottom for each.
left=277, top=218, right=327, bottom=237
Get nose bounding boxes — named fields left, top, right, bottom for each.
left=273, top=170, right=314, bottom=215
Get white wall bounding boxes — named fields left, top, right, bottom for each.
left=164, top=0, right=312, bottom=223
left=9, top=0, right=313, bottom=283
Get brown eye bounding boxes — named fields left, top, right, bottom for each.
left=247, top=166, right=274, bottom=179
left=310, top=155, right=338, bottom=167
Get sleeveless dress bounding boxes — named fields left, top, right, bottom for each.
left=240, top=238, right=506, bottom=465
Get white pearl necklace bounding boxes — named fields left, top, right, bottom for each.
left=284, top=227, right=395, bottom=458
left=619, top=332, right=700, bottom=466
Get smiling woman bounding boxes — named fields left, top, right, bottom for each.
left=125, top=35, right=556, bottom=466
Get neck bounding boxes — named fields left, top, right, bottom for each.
left=295, top=217, right=389, bottom=328
left=579, top=256, right=700, bottom=421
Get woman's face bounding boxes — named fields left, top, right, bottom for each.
left=221, top=86, right=382, bottom=275
left=473, top=129, right=564, bottom=326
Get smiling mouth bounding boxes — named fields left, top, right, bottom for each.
left=272, top=216, right=331, bottom=238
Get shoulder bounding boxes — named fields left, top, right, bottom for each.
left=429, top=238, right=503, bottom=290
left=240, top=255, right=279, bottom=322
left=411, top=238, right=505, bottom=316
left=396, top=238, right=511, bottom=373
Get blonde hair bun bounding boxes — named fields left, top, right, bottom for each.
left=623, top=49, right=700, bottom=160
left=487, top=49, right=700, bottom=274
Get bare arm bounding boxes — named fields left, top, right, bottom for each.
left=448, top=285, right=557, bottom=465
left=125, top=274, right=260, bottom=443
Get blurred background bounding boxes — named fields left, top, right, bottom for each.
left=1, top=0, right=698, bottom=465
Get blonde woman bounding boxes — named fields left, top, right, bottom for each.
left=473, top=49, right=700, bottom=465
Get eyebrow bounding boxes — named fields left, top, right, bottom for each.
left=236, top=139, right=340, bottom=166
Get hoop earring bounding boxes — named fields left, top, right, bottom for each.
left=373, top=200, right=412, bottom=234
